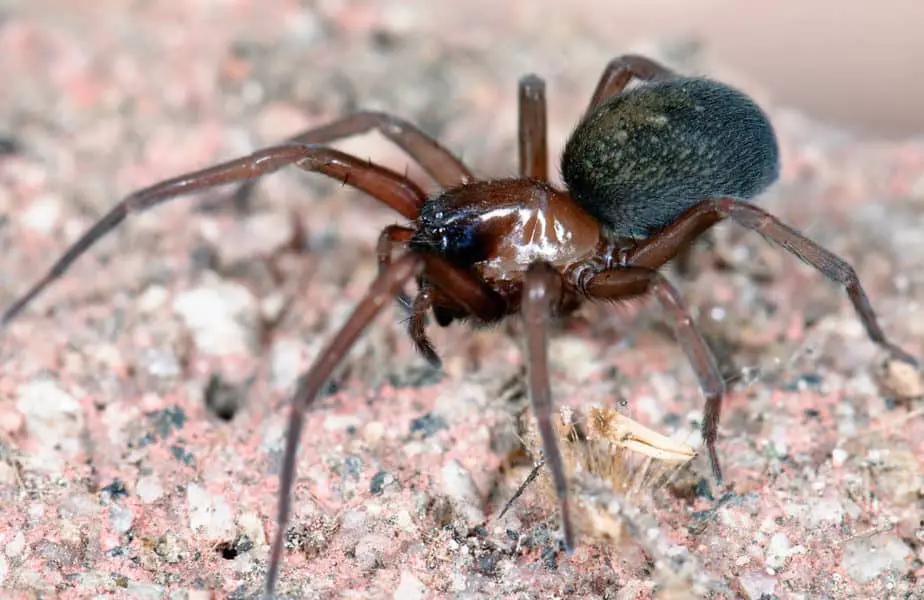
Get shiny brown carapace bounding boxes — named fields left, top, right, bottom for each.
left=1, top=55, right=916, bottom=597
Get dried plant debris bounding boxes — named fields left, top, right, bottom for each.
left=503, top=405, right=695, bottom=542
left=876, top=355, right=924, bottom=400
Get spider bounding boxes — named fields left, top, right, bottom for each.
left=1, top=55, right=916, bottom=596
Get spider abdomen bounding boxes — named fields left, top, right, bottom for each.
left=561, top=76, right=780, bottom=238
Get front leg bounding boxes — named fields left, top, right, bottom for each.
left=232, top=110, right=476, bottom=210
left=421, top=254, right=508, bottom=324
left=408, top=286, right=442, bottom=368
left=1, top=144, right=427, bottom=327
left=377, top=225, right=416, bottom=313
left=267, top=252, right=425, bottom=596
left=522, top=261, right=576, bottom=550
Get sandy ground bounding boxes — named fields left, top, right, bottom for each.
left=1, top=2, right=924, bottom=599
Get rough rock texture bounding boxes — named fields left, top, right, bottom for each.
left=1, top=2, right=923, bottom=599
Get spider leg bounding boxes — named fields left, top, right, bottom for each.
left=586, top=55, right=675, bottom=114
left=583, top=266, right=726, bottom=482
left=377, top=225, right=416, bottom=312
left=266, top=252, right=424, bottom=597
left=408, top=286, right=441, bottom=368
left=625, top=196, right=918, bottom=366
left=233, top=111, right=474, bottom=209
left=421, top=254, right=507, bottom=323
left=518, top=75, right=548, bottom=180
left=522, top=261, right=576, bottom=551
left=376, top=226, right=441, bottom=358
left=1, top=144, right=426, bottom=327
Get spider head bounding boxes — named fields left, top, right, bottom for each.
left=410, top=205, right=489, bottom=266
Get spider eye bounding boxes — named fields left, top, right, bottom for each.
left=437, top=223, right=484, bottom=264
left=430, top=223, right=484, bottom=265
left=438, top=229, right=451, bottom=253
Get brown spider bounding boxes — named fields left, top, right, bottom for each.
left=1, top=55, right=916, bottom=596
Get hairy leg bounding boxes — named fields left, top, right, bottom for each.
left=421, top=254, right=508, bottom=324
left=584, top=266, right=726, bottom=481
left=522, top=260, right=576, bottom=550
left=233, top=110, right=474, bottom=209
left=408, top=286, right=441, bottom=368
left=377, top=224, right=416, bottom=312
left=518, top=75, right=548, bottom=180
left=624, top=196, right=917, bottom=365
left=586, top=54, right=675, bottom=114
left=266, top=252, right=424, bottom=596
left=1, top=144, right=426, bottom=326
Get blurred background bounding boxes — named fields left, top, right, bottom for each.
left=411, top=0, right=924, bottom=139
left=8, top=0, right=924, bottom=143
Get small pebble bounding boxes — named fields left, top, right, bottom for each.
left=409, top=412, right=448, bottom=438
left=354, top=533, right=389, bottom=572
left=0, top=409, right=24, bottom=436
left=20, top=194, right=62, bottom=234
left=4, top=532, right=25, bottom=558
left=324, top=414, right=362, bottom=431
left=842, top=533, right=912, bottom=583
left=153, top=531, right=187, bottom=564
left=548, top=336, right=600, bottom=381
left=738, top=571, right=777, bottom=599
left=124, top=582, right=164, bottom=600
left=269, top=337, right=311, bottom=392
left=872, top=447, right=924, bottom=506
left=387, top=364, right=444, bottom=388
left=237, top=512, right=266, bottom=550
left=136, top=474, right=164, bottom=503
left=260, top=292, right=288, bottom=324
left=449, top=571, right=467, bottom=592
left=109, top=504, right=134, bottom=533
left=340, top=509, right=368, bottom=532
left=441, top=460, right=484, bottom=524
left=393, top=569, right=428, bottom=600
left=141, top=347, right=181, bottom=378
left=16, top=379, right=84, bottom=470
left=187, top=483, right=235, bottom=542
left=136, top=285, right=169, bottom=313
left=26, top=504, right=44, bottom=523
left=831, top=447, right=848, bottom=467
left=768, top=425, right=789, bottom=459
left=369, top=471, right=389, bottom=495
left=172, top=276, right=260, bottom=356
left=34, top=539, right=78, bottom=567
left=0, top=463, right=17, bottom=487
left=806, top=497, right=845, bottom=527
left=877, top=357, right=923, bottom=398
left=101, top=479, right=129, bottom=499
left=209, top=211, right=298, bottom=268
left=393, top=510, right=416, bottom=534
left=61, top=492, right=98, bottom=518
left=363, top=421, right=386, bottom=445
left=765, top=533, right=792, bottom=570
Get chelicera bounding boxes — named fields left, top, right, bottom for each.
left=2, top=55, right=916, bottom=595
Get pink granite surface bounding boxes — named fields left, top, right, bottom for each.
left=1, top=2, right=923, bottom=598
